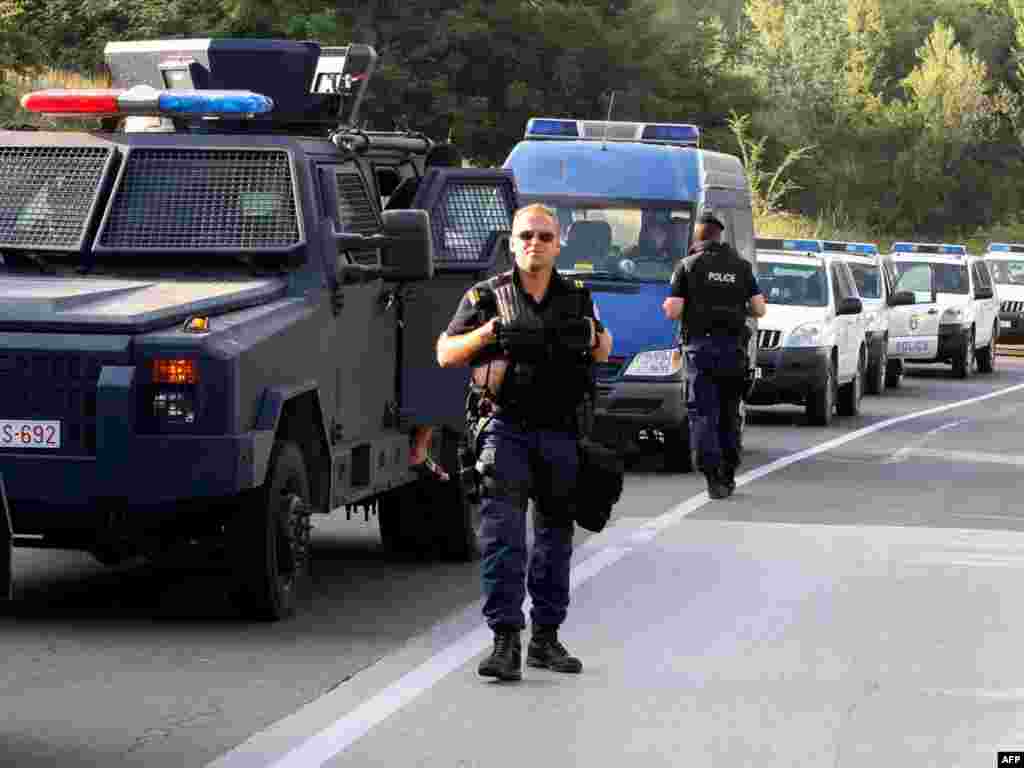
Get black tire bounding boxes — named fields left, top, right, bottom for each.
left=89, top=546, right=131, bottom=567
left=837, top=348, right=865, bottom=417
left=865, top=340, right=887, bottom=395
left=885, top=357, right=903, bottom=388
left=953, top=328, right=975, bottom=379
left=806, top=357, right=836, bottom=426
left=662, top=422, right=693, bottom=473
left=228, top=440, right=312, bottom=621
left=977, top=324, right=997, bottom=374
left=379, top=427, right=480, bottom=562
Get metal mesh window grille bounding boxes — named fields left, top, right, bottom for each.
left=431, top=182, right=513, bottom=264
left=335, top=171, right=379, bottom=235
left=0, top=146, right=112, bottom=251
left=98, top=149, right=300, bottom=250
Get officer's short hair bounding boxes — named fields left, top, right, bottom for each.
left=512, top=203, right=560, bottom=232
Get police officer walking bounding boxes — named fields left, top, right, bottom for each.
left=663, top=212, right=766, bottom=499
left=436, top=203, right=613, bottom=682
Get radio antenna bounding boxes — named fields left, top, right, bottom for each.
left=601, top=91, right=616, bottom=151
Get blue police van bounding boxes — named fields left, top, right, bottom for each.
left=503, top=118, right=757, bottom=471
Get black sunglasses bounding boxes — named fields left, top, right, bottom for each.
left=517, top=230, right=556, bottom=243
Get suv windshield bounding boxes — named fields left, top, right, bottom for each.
left=988, top=259, right=1024, bottom=285
left=847, top=262, right=881, bottom=299
left=534, top=201, right=692, bottom=282
left=756, top=260, right=828, bottom=307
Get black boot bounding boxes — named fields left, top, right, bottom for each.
left=705, top=470, right=729, bottom=500
left=719, top=465, right=736, bottom=495
left=478, top=628, right=522, bottom=681
left=527, top=626, right=583, bottom=673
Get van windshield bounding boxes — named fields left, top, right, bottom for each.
left=988, top=259, right=1024, bottom=285
left=534, top=201, right=692, bottom=282
left=756, top=261, right=829, bottom=306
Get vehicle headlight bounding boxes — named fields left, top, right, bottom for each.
left=623, top=349, right=682, bottom=377
left=141, top=358, right=200, bottom=431
left=941, top=307, right=964, bottom=323
left=785, top=322, right=824, bottom=348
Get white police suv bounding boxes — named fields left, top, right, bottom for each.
left=747, top=238, right=867, bottom=426
left=824, top=240, right=911, bottom=393
left=985, top=242, right=1024, bottom=341
left=885, top=242, right=999, bottom=378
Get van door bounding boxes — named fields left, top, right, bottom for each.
left=829, top=262, right=854, bottom=379
left=971, top=260, right=996, bottom=346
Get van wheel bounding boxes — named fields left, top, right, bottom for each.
left=953, top=329, right=975, bottom=379
left=662, top=423, right=693, bottom=473
left=885, top=358, right=903, bottom=388
left=865, top=341, right=887, bottom=395
left=228, top=440, right=312, bottom=621
left=977, top=324, right=997, bottom=374
left=379, top=428, right=480, bottom=562
left=807, top=358, right=836, bottom=426
left=838, top=348, right=865, bottom=417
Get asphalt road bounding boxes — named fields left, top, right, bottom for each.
left=4, top=357, right=1024, bottom=768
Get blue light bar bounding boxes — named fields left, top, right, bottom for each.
left=823, top=240, right=877, bottom=255
left=781, top=239, right=822, bottom=253
left=989, top=243, right=1011, bottom=252
left=157, top=90, right=274, bottom=115
left=892, top=242, right=965, bottom=255
left=641, top=123, right=700, bottom=144
left=525, top=118, right=579, bottom=138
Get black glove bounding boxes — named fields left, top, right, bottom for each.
left=550, top=318, right=593, bottom=353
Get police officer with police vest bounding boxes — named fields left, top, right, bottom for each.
left=437, top=203, right=613, bottom=682
left=663, top=212, right=766, bottom=499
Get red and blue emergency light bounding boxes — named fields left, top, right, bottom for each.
left=21, top=85, right=274, bottom=117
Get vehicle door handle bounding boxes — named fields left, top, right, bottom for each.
left=927, top=308, right=938, bottom=314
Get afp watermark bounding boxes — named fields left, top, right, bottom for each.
left=999, top=752, right=1024, bottom=765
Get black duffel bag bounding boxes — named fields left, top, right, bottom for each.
left=572, top=438, right=625, bottom=533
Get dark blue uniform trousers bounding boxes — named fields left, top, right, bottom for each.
left=685, top=336, right=746, bottom=475
left=475, top=417, right=577, bottom=632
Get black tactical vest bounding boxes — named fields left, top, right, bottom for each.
left=680, top=243, right=750, bottom=339
left=475, top=270, right=594, bottom=426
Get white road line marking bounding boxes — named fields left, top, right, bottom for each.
left=923, top=688, right=1024, bottom=701
left=952, top=513, right=1024, bottom=522
left=209, top=379, right=1024, bottom=768
left=901, top=447, right=1024, bottom=467
left=884, top=419, right=969, bottom=464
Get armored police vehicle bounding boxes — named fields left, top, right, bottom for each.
left=0, top=39, right=519, bottom=619
left=985, top=243, right=1024, bottom=342
left=503, top=117, right=757, bottom=471
left=746, top=238, right=866, bottom=425
left=823, top=240, right=911, bottom=392
left=885, top=243, right=999, bottom=378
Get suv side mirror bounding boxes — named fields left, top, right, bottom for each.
left=888, top=290, right=915, bottom=307
left=837, top=296, right=862, bottom=315
left=975, top=286, right=994, bottom=300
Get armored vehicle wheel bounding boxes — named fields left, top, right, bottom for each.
left=89, top=546, right=131, bottom=567
left=662, top=423, right=693, bottom=473
left=378, top=427, right=480, bottom=562
left=228, top=440, right=312, bottom=621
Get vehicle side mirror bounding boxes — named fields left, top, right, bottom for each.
left=379, top=209, right=434, bottom=281
left=888, top=290, right=915, bottom=307
left=837, top=296, right=862, bottom=315
left=975, top=287, right=994, bottom=300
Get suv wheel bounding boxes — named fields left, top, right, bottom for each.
left=976, top=323, right=997, bottom=374
left=953, top=328, right=975, bottom=379
left=838, top=348, right=865, bottom=417
left=865, top=340, right=887, bottom=395
left=229, top=440, right=312, bottom=621
left=885, top=357, right=903, bottom=388
left=806, top=358, right=836, bottom=426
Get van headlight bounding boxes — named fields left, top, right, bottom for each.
left=785, top=322, right=824, bottom=348
left=623, top=349, right=683, bottom=377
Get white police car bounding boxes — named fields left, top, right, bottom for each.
left=824, top=240, right=912, bottom=392
left=986, top=242, right=1024, bottom=341
left=885, top=242, right=999, bottom=377
left=747, top=238, right=867, bottom=426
